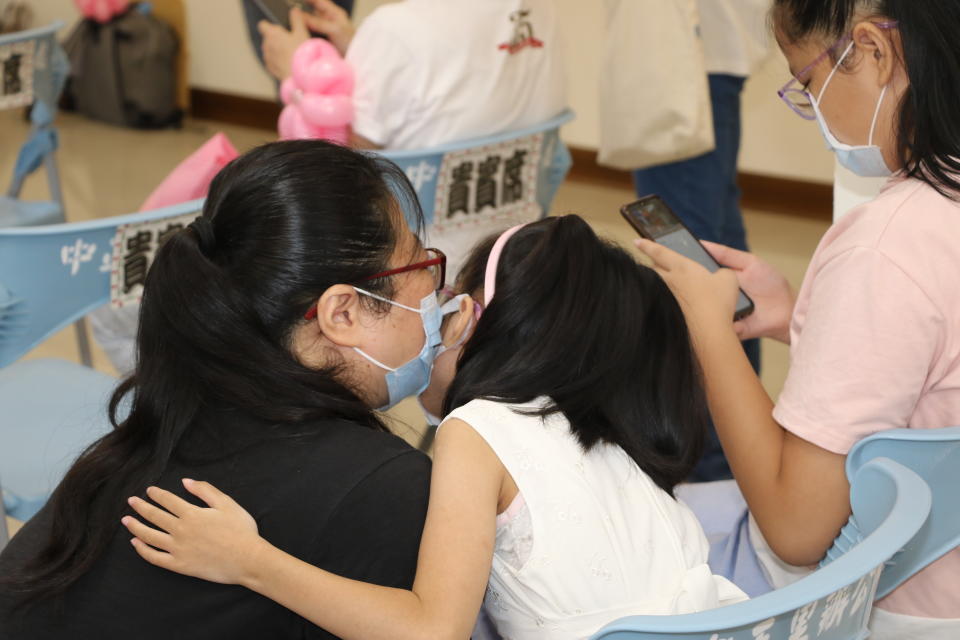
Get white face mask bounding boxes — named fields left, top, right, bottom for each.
left=808, top=41, right=893, bottom=178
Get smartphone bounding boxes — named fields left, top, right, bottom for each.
left=621, top=195, right=755, bottom=321
left=252, top=0, right=313, bottom=29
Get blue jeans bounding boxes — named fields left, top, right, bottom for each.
left=241, top=0, right=355, bottom=68
left=633, top=74, right=760, bottom=482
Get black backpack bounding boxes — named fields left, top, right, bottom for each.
left=63, top=4, right=181, bottom=128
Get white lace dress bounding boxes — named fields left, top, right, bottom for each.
left=444, top=397, right=746, bottom=640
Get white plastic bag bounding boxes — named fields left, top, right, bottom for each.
left=598, top=0, right=715, bottom=170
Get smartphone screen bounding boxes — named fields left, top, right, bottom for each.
left=621, top=196, right=755, bottom=321
left=253, top=0, right=311, bottom=29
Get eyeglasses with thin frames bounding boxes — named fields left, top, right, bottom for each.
left=304, top=248, right=446, bottom=320
left=777, top=22, right=898, bottom=120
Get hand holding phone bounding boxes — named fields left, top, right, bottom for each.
left=621, top=196, right=755, bottom=321
left=253, top=0, right=314, bottom=30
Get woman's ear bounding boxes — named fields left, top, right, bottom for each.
left=852, top=20, right=899, bottom=87
left=314, top=284, right=366, bottom=348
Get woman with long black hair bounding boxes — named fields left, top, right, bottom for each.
left=0, top=140, right=466, bottom=639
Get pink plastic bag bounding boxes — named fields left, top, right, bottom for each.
left=139, top=133, right=239, bottom=211
left=74, top=0, right=130, bottom=24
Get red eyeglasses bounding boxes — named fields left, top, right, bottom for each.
left=304, top=248, right=446, bottom=320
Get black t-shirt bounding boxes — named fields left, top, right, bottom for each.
left=0, top=414, right=431, bottom=639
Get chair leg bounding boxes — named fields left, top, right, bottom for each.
left=75, top=317, right=93, bottom=368
left=417, top=424, right=438, bottom=452
left=0, top=486, right=9, bottom=553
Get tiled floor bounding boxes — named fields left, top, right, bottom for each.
left=2, top=110, right=830, bottom=449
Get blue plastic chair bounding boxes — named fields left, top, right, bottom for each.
left=589, top=457, right=932, bottom=640
left=0, top=199, right=205, bottom=524
left=379, top=110, right=574, bottom=276
left=0, top=22, right=69, bottom=228
left=821, top=427, right=960, bottom=600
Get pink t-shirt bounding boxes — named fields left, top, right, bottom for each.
left=773, top=176, right=960, bottom=618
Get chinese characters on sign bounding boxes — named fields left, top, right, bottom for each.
left=110, top=211, right=201, bottom=307
left=61, top=239, right=97, bottom=276
left=0, top=40, right=34, bottom=110
left=696, top=566, right=880, bottom=640
left=434, top=133, right=542, bottom=234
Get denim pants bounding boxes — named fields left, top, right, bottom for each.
left=633, top=73, right=760, bottom=482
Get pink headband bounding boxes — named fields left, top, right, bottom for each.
left=483, top=223, right=529, bottom=307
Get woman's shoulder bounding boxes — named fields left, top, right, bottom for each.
left=204, top=416, right=430, bottom=496
left=283, top=418, right=429, bottom=473
left=814, top=176, right=960, bottom=274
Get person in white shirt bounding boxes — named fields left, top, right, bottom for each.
left=258, top=0, right=567, bottom=149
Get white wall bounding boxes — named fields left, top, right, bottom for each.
left=30, top=0, right=834, bottom=184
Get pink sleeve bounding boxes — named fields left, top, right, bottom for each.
left=773, top=247, right=944, bottom=454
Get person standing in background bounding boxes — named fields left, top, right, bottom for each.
left=631, top=0, right=771, bottom=481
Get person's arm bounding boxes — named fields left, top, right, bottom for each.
left=635, top=239, right=851, bottom=566
left=123, top=419, right=503, bottom=640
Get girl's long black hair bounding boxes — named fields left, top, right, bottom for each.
left=775, top=0, right=960, bottom=198
left=3, top=140, right=424, bottom=604
left=444, top=216, right=707, bottom=495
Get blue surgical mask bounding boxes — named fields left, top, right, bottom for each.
left=353, top=287, right=467, bottom=410
left=809, top=41, right=892, bottom=178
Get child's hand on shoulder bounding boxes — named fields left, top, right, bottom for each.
left=122, top=479, right=266, bottom=586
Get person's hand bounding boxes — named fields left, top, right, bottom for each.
left=257, top=8, right=311, bottom=80
left=635, top=238, right=740, bottom=341
left=301, top=0, right=356, bottom=57
left=701, top=241, right=796, bottom=344
left=121, top=479, right=266, bottom=586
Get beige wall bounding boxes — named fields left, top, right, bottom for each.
left=31, top=0, right=834, bottom=183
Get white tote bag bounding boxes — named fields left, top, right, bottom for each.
left=598, top=0, right=715, bottom=170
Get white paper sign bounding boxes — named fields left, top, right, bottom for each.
left=0, top=40, right=34, bottom=110
left=110, top=211, right=201, bottom=308
left=433, top=132, right=542, bottom=233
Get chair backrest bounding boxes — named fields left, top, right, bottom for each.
left=1, top=22, right=69, bottom=203
left=589, top=458, right=931, bottom=640
left=0, top=199, right=204, bottom=367
left=378, top=110, right=573, bottom=272
left=820, top=427, right=960, bottom=600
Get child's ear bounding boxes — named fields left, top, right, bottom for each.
left=441, top=295, right=476, bottom=348
left=852, top=20, right=898, bottom=87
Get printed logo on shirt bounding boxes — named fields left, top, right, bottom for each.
left=498, top=10, right=544, bottom=55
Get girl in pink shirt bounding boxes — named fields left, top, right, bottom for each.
left=639, top=0, right=960, bottom=636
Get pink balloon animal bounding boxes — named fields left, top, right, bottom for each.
left=74, top=0, right=129, bottom=23
left=278, top=38, right=354, bottom=145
